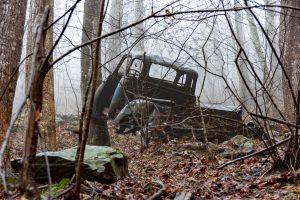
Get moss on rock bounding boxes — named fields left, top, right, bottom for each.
left=11, top=145, right=128, bottom=184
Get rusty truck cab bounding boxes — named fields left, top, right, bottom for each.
left=109, top=52, right=198, bottom=116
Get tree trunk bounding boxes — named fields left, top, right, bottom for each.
left=80, top=0, right=102, bottom=103
left=234, top=0, right=251, bottom=109
left=106, top=0, right=123, bottom=73
left=132, top=0, right=145, bottom=52
left=25, top=1, right=34, bottom=90
left=0, top=0, right=27, bottom=144
left=73, top=0, right=106, bottom=197
left=264, top=0, right=282, bottom=117
left=42, top=0, right=56, bottom=151
left=19, top=7, right=49, bottom=197
left=280, top=0, right=300, bottom=170
left=280, top=0, right=300, bottom=121
left=26, top=0, right=56, bottom=150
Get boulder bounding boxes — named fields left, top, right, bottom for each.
left=228, top=135, right=254, bottom=153
left=221, top=135, right=254, bottom=159
left=11, top=146, right=128, bottom=184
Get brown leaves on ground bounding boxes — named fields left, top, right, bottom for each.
left=7, top=117, right=300, bottom=199
left=87, top=129, right=300, bottom=199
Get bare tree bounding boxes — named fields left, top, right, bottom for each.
left=132, top=0, right=145, bottom=52
left=26, top=0, right=56, bottom=151
left=280, top=0, right=300, bottom=169
left=280, top=0, right=300, bottom=121
left=0, top=1, right=27, bottom=144
left=264, top=0, right=282, bottom=116
left=17, top=0, right=81, bottom=196
left=234, top=0, right=251, bottom=109
left=81, top=0, right=108, bottom=146
left=80, top=0, right=102, bottom=103
left=73, top=0, right=106, bottom=198
left=19, top=7, right=50, bottom=196
left=106, top=0, right=124, bottom=72
left=42, top=0, right=56, bottom=151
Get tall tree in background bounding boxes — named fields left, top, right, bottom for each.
left=280, top=0, right=300, bottom=121
left=264, top=0, right=282, bottom=116
left=43, top=0, right=56, bottom=150
left=106, top=0, right=123, bottom=72
left=26, top=0, right=56, bottom=150
left=80, top=0, right=102, bottom=102
left=87, top=0, right=124, bottom=146
left=234, top=0, right=251, bottom=109
left=245, top=1, right=279, bottom=116
left=132, top=0, right=145, bottom=52
left=0, top=1, right=27, bottom=144
left=74, top=0, right=106, bottom=196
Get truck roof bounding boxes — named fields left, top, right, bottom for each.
left=128, top=51, right=199, bottom=78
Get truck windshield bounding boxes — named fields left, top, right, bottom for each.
left=127, top=59, right=143, bottom=77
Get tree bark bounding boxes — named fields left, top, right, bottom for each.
left=106, top=0, right=123, bottom=73
left=19, top=7, right=49, bottom=197
left=26, top=0, right=56, bottom=151
left=73, top=0, right=106, bottom=197
left=234, top=0, right=251, bottom=109
left=42, top=0, right=56, bottom=151
left=280, top=0, right=300, bottom=121
left=80, top=0, right=102, bottom=103
left=0, top=0, right=27, bottom=144
left=132, top=0, right=145, bottom=52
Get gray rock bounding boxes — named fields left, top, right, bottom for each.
left=11, top=146, right=128, bottom=184
left=174, top=142, right=225, bottom=153
left=228, top=135, right=253, bottom=153
left=221, top=135, right=254, bottom=159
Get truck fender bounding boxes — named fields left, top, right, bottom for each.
left=113, top=99, right=160, bottom=126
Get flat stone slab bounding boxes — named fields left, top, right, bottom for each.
left=11, top=145, right=128, bottom=184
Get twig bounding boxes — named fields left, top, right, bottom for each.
left=38, top=185, right=49, bottom=190
left=48, top=3, right=300, bottom=72
left=55, top=185, right=73, bottom=199
left=218, top=137, right=291, bottom=170
left=147, top=180, right=166, bottom=200
left=37, top=125, right=52, bottom=199
left=250, top=112, right=297, bottom=128
left=48, top=1, right=181, bottom=71
left=259, top=168, right=272, bottom=180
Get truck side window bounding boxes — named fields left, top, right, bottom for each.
left=149, top=63, right=176, bottom=83
left=177, top=74, right=186, bottom=87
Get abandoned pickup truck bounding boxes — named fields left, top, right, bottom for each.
left=89, top=52, right=243, bottom=145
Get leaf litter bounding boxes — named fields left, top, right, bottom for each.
left=4, top=116, right=300, bottom=199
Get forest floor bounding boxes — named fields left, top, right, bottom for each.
left=5, top=116, right=300, bottom=199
